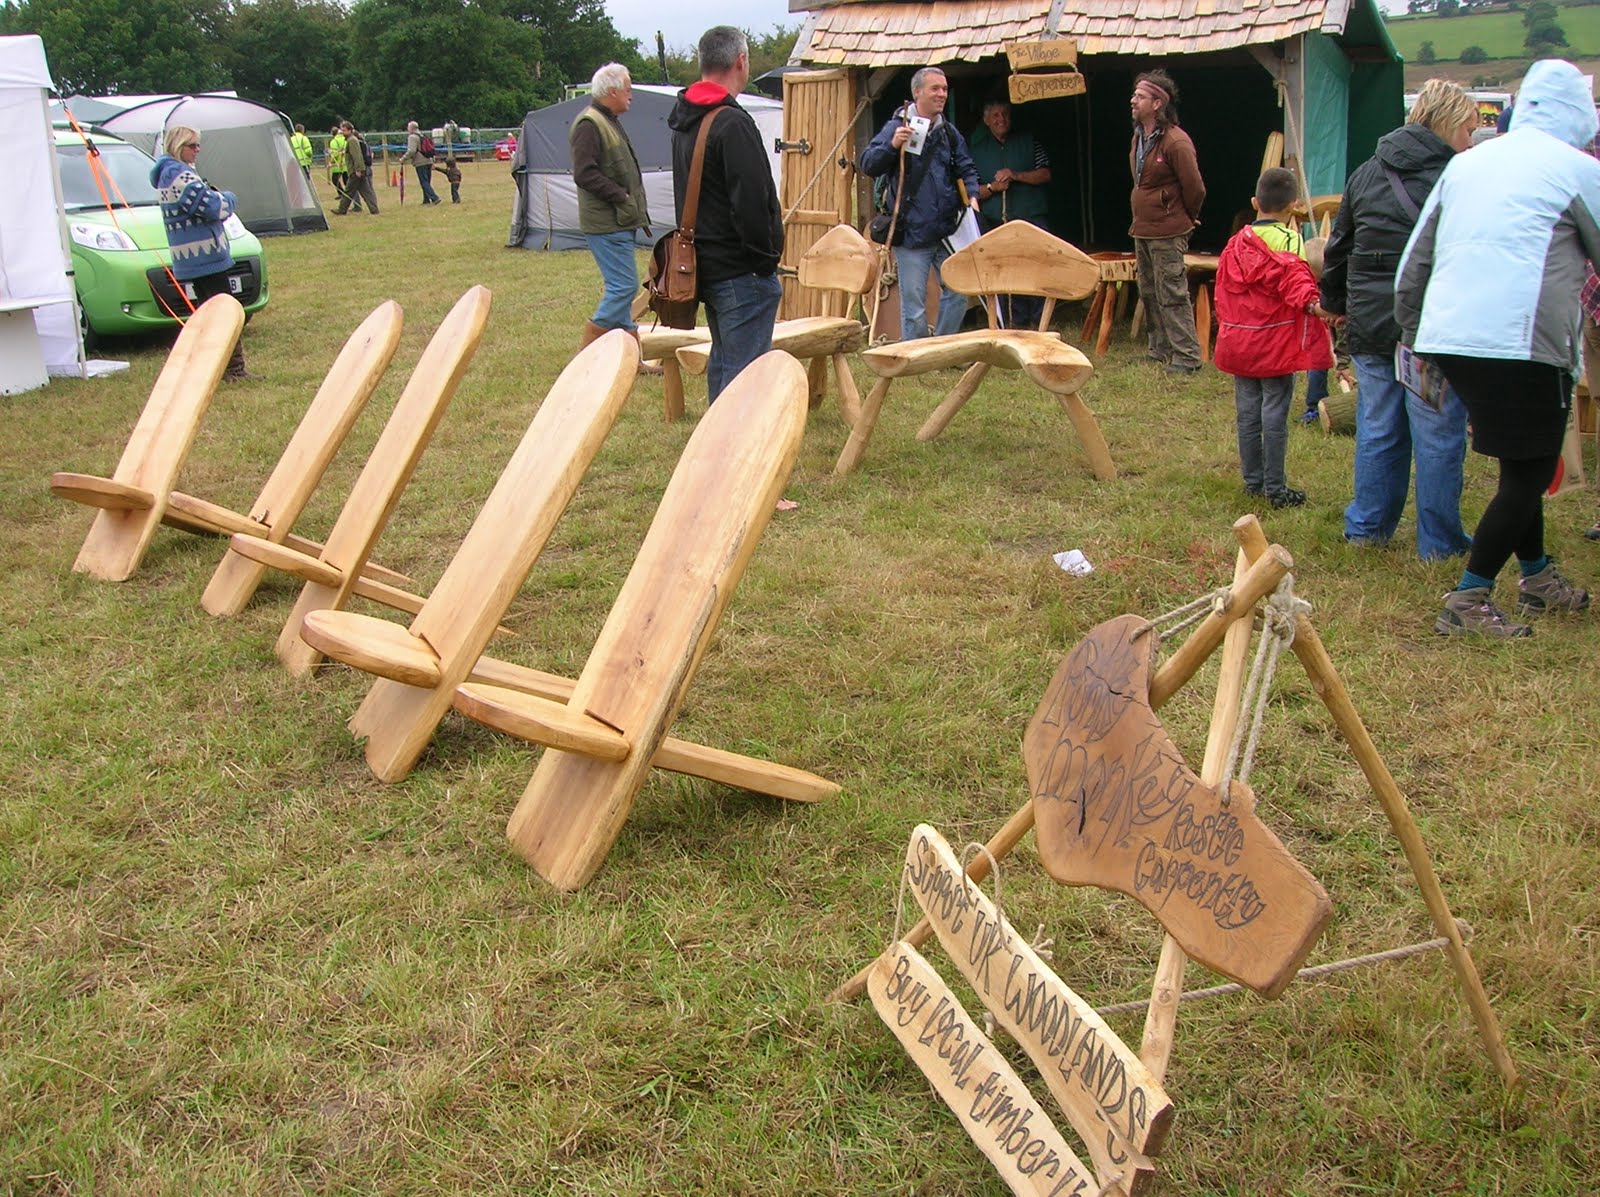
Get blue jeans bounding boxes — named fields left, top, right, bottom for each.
left=414, top=163, right=439, bottom=204
left=1304, top=368, right=1328, bottom=414
left=1234, top=374, right=1295, bottom=495
left=1345, top=353, right=1472, bottom=560
left=703, top=272, right=783, bottom=403
left=584, top=231, right=641, bottom=331
left=893, top=242, right=968, bottom=341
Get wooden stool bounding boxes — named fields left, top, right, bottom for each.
left=1080, top=251, right=1137, bottom=356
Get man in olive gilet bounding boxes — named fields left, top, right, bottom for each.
left=570, top=62, right=657, bottom=369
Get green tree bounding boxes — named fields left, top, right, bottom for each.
left=1460, top=45, right=1489, bottom=64
left=1437, top=0, right=1459, bottom=16
left=347, top=0, right=542, bottom=128
left=227, top=0, right=356, bottom=132
left=489, top=0, right=651, bottom=97
left=0, top=0, right=232, bottom=96
left=1417, top=40, right=1437, bottom=64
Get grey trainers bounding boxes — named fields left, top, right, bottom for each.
left=1517, top=560, right=1590, bottom=614
left=1435, top=587, right=1533, bottom=638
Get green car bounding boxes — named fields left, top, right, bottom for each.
left=55, top=125, right=269, bottom=346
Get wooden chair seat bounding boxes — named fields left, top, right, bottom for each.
left=228, top=536, right=344, bottom=587
left=300, top=609, right=443, bottom=688
left=677, top=316, right=865, bottom=374
left=454, top=683, right=632, bottom=761
left=835, top=221, right=1114, bottom=481
left=48, top=473, right=154, bottom=512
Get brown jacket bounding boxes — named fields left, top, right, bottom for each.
left=1129, top=122, right=1205, bottom=238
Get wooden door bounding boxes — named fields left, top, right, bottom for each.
left=779, top=69, right=859, bottom=320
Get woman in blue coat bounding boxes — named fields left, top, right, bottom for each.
left=1397, top=59, right=1600, bottom=637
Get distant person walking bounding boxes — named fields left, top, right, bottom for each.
left=289, top=122, right=313, bottom=182
left=328, top=122, right=359, bottom=212
left=334, top=121, right=379, bottom=216
left=570, top=62, right=655, bottom=367
left=152, top=125, right=249, bottom=380
left=400, top=120, right=441, bottom=205
left=1129, top=68, right=1206, bottom=374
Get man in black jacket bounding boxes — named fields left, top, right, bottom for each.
left=668, top=25, right=784, bottom=402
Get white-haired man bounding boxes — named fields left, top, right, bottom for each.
left=399, top=119, right=440, bottom=205
left=571, top=62, right=657, bottom=368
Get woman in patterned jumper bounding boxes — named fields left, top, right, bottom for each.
left=151, top=124, right=249, bottom=380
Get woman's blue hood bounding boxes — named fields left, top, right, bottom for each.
left=1510, top=59, right=1598, bottom=149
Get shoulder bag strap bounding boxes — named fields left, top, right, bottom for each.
left=680, top=107, right=725, bottom=238
left=1381, top=164, right=1421, bottom=222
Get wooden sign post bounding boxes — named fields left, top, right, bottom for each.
left=1006, top=39, right=1085, bottom=107
left=868, top=823, right=1174, bottom=1196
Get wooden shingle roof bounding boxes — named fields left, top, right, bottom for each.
left=797, top=0, right=1356, bottom=65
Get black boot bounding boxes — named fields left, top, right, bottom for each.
left=223, top=340, right=251, bottom=381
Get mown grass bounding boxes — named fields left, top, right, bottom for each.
left=2, top=160, right=1597, bottom=1194
left=1386, top=5, right=1600, bottom=59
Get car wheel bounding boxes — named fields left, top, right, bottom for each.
left=79, top=306, right=101, bottom=354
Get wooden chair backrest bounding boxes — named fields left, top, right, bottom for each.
left=313, top=286, right=491, bottom=578
left=200, top=300, right=405, bottom=615
left=796, top=223, right=879, bottom=298
left=939, top=222, right=1100, bottom=304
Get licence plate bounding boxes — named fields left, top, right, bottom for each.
left=227, top=275, right=243, bottom=295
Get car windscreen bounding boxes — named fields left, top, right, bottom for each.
left=57, top=141, right=161, bottom=210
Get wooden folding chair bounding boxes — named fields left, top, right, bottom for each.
left=441, top=351, right=830, bottom=890
left=835, top=221, right=1114, bottom=481
left=50, top=294, right=243, bottom=581
left=226, top=286, right=492, bottom=675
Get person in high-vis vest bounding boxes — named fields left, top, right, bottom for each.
left=327, top=123, right=359, bottom=213
left=569, top=62, right=657, bottom=370
left=289, top=123, right=313, bottom=182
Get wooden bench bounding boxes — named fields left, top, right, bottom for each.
left=227, top=286, right=492, bottom=676
left=834, top=221, right=1115, bottom=481
left=674, top=223, right=876, bottom=428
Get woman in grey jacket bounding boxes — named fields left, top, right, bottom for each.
left=1396, top=58, right=1600, bottom=637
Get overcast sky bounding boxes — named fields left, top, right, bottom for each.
left=604, top=0, right=800, bottom=53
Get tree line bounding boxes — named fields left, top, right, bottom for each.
left=0, top=0, right=798, bottom=132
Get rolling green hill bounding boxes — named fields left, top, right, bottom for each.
left=1384, top=5, right=1600, bottom=59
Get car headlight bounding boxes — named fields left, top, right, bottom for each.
left=69, top=221, right=138, bottom=252
left=224, top=215, right=247, bottom=239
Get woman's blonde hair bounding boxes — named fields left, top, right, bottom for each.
left=1407, top=79, right=1477, bottom=142
left=163, top=125, right=200, bottom=159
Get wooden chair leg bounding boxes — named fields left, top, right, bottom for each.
left=831, top=352, right=862, bottom=428
left=835, top=376, right=893, bottom=475
left=1130, top=295, right=1145, bottom=342
left=806, top=355, right=829, bottom=412
left=1113, top=279, right=1133, bottom=324
left=917, top=363, right=990, bottom=442
left=1055, top=390, right=1118, bottom=482
left=662, top=360, right=686, bottom=423
left=1080, top=283, right=1108, bottom=344
left=1095, top=280, right=1118, bottom=356
left=1195, top=284, right=1212, bottom=365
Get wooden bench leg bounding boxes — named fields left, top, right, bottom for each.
left=1056, top=390, right=1118, bottom=482
left=1080, top=282, right=1108, bottom=344
left=832, top=352, right=862, bottom=428
left=1195, top=284, right=1212, bottom=365
left=662, top=359, right=686, bottom=423
left=917, top=362, right=990, bottom=442
left=835, top=376, right=893, bottom=475
left=1095, top=281, right=1118, bottom=356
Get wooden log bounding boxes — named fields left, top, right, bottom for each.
left=1317, top=389, right=1356, bottom=436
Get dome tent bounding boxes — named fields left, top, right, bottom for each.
left=98, top=93, right=327, bottom=235
left=510, top=84, right=783, bottom=251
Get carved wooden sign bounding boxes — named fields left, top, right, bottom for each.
left=1007, top=39, right=1079, bottom=70
left=1009, top=72, right=1087, bottom=105
left=869, top=941, right=1100, bottom=1197
left=905, top=824, right=1172, bottom=1196
left=1024, top=615, right=1332, bottom=998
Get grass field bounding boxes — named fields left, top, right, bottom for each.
left=1386, top=5, right=1600, bottom=60
left=3, top=160, right=1598, bottom=1194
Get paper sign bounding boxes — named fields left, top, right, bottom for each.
left=905, top=114, right=931, bottom=155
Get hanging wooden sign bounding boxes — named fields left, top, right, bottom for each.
left=868, top=940, right=1100, bottom=1197
left=905, top=824, right=1173, bottom=1197
left=1009, top=72, right=1087, bottom=105
left=1007, top=39, right=1079, bottom=70
left=1024, top=614, right=1332, bottom=999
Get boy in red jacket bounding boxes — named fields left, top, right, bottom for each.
left=1215, top=168, right=1333, bottom=508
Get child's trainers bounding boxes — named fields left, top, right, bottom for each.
left=1268, top=487, right=1307, bottom=509
left=1435, top=587, right=1533, bottom=638
left=1516, top=560, right=1590, bottom=614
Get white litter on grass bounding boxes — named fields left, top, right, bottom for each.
left=1052, top=549, right=1093, bottom=575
